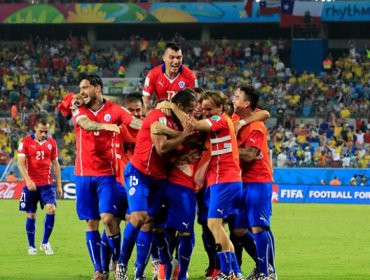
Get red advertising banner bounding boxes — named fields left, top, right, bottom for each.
left=0, top=181, right=77, bottom=200
left=0, top=181, right=24, bottom=199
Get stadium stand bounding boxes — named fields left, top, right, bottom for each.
left=1, top=35, right=369, bottom=169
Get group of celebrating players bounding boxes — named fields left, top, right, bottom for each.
left=18, top=42, right=277, bottom=280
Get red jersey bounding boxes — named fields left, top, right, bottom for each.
left=114, top=122, right=141, bottom=185
left=238, top=121, right=273, bottom=183
left=72, top=100, right=133, bottom=176
left=205, top=114, right=241, bottom=186
left=18, top=135, right=58, bottom=186
left=130, top=109, right=179, bottom=180
left=143, top=64, right=197, bottom=100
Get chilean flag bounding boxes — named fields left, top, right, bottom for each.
left=244, top=0, right=253, bottom=17
left=259, top=0, right=280, bottom=15
left=280, top=0, right=323, bottom=28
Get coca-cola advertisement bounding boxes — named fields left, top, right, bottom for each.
left=0, top=182, right=23, bottom=199
left=0, top=181, right=76, bottom=200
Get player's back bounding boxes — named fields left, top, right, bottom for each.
left=238, top=121, right=273, bottom=183
left=130, top=109, right=178, bottom=180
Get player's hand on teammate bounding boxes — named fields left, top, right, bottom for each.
left=102, top=123, right=120, bottom=133
left=182, top=114, right=196, bottom=136
left=156, top=100, right=173, bottom=116
left=26, top=180, right=37, bottom=192
left=150, top=121, right=167, bottom=135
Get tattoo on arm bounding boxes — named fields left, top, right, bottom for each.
left=78, top=117, right=103, bottom=131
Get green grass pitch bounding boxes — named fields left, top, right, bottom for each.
left=0, top=200, right=370, bottom=279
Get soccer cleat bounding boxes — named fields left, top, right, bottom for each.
left=211, top=268, right=221, bottom=280
left=152, top=259, right=159, bottom=280
left=213, top=272, right=234, bottom=280
left=171, top=259, right=179, bottom=280
left=134, top=277, right=147, bottom=280
left=28, top=246, right=37, bottom=255
left=158, top=263, right=165, bottom=280
left=40, top=242, right=54, bottom=255
left=256, top=273, right=268, bottom=280
left=235, top=272, right=244, bottom=280
left=268, top=264, right=277, bottom=280
left=170, top=259, right=179, bottom=280
left=115, top=264, right=128, bottom=280
left=102, top=271, right=110, bottom=280
left=245, top=267, right=258, bottom=280
left=91, top=271, right=105, bottom=280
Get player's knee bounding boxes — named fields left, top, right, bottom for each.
left=27, top=213, right=36, bottom=219
left=45, top=204, right=56, bottom=215
left=251, top=226, right=265, bottom=234
left=178, top=231, right=192, bottom=236
left=232, top=228, right=248, bottom=238
left=130, top=212, right=147, bottom=227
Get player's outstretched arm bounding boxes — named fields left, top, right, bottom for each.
left=235, top=109, right=270, bottom=135
left=77, top=116, right=120, bottom=133
left=158, top=101, right=211, bottom=133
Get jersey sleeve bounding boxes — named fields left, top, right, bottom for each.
left=242, top=130, right=264, bottom=150
left=204, top=115, right=228, bottom=133
left=143, top=69, right=156, bottom=97
left=17, top=138, right=27, bottom=156
left=51, top=139, right=58, bottom=161
left=117, top=105, right=134, bottom=126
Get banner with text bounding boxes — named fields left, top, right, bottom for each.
left=275, top=184, right=370, bottom=204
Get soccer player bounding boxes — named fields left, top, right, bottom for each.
left=232, top=86, right=276, bottom=280
left=142, top=42, right=198, bottom=111
left=67, top=74, right=142, bottom=280
left=116, top=88, right=197, bottom=280
left=101, top=92, right=145, bottom=276
left=18, top=117, right=62, bottom=256
left=159, top=90, right=243, bottom=280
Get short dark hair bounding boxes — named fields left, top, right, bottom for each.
left=35, top=117, right=48, bottom=126
left=172, top=88, right=196, bottom=108
left=124, top=92, right=144, bottom=106
left=238, top=86, right=259, bottom=110
left=79, top=74, right=103, bottom=89
left=165, top=42, right=181, bottom=52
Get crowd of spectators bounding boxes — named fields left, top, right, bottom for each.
left=1, top=35, right=369, bottom=170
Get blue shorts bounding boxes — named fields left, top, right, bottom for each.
left=196, top=187, right=209, bottom=225
left=124, top=162, right=166, bottom=219
left=234, top=182, right=272, bottom=229
left=19, top=185, right=57, bottom=213
left=165, top=182, right=196, bottom=232
left=115, top=182, right=128, bottom=220
left=75, top=175, right=117, bottom=220
left=208, top=182, right=242, bottom=219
